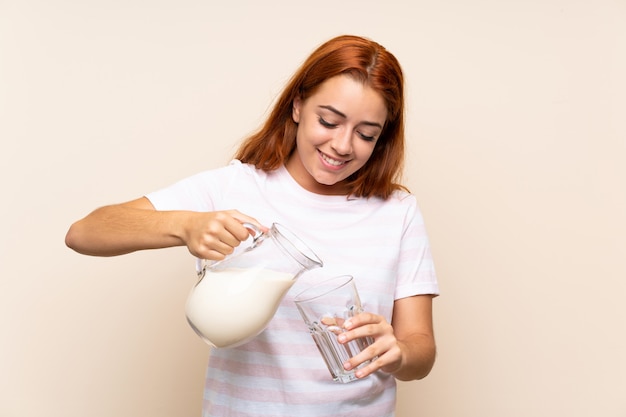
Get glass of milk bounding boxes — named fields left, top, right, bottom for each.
left=294, top=275, right=375, bottom=383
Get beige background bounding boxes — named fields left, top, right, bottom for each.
left=1, top=0, right=625, bottom=416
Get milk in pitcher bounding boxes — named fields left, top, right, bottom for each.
left=185, top=267, right=294, bottom=348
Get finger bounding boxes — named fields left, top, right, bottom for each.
left=344, top=312, right=380, bottom=329
left=198, top=249, right=228, bottom=262
left=226, top=210, right=269, bottom=234
left=200, top=221, right=240, bottom=249
left=342, top=342, right=381, bottom=377
left=192, top=238, right=236, bottom=260
left=190, top=245, right=229, bottom=261
left=218, top=215, right=257, bottom=242
left=353, top=356, right=385, bottom=379
left=339, top=322, right=378, bottom=343
left=216, top=228, right=245, bottom=248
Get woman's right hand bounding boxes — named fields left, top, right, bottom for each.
left=66, top=197, right=266, bottom=259
left=180, top=209, right=267, bottom=261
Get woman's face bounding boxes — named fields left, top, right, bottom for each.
left=286, top=74, right=388, bottom=195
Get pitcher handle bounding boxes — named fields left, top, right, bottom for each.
left=242, top=222, right=267, bottom=247
left=195, top=222, right=268, bottom=279
left=195, top=258, right=205, bottom=278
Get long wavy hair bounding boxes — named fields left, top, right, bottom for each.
left=234, top=34, right=407, bottom=199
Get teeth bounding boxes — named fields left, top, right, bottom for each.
left=321, top=153, right=345, bottom=166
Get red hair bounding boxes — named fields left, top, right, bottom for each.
left=234, top=35, right=407, bottom=199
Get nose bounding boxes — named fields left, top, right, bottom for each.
left=330, top=128, right=352, bottom=156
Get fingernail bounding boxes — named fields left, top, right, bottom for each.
left=338, top=334, right=347, bottom=343
left=343, top=361, right=352, bottom=370
left=344, top=320, right=352, bottom=329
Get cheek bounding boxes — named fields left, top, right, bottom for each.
left=357, top=142, right=377, bottom=162
left=297, top=124, right=324, bottom=148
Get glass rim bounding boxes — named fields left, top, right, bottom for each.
left=293, top=275, right=354, bottom=303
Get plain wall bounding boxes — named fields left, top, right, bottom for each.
left=1, top=1, right=624, bottom=416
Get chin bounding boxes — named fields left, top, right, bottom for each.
left=313, top=175, right=342, bottom=187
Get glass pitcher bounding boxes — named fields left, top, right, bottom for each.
left=185, top=222, right=323, bottom=348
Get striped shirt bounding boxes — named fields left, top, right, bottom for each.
left=146, top=160, right=439, bottom=417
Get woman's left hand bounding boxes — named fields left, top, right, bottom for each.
left=338, top=294, right=436, bottom=381
left=337, top=311, right=402, bottom=378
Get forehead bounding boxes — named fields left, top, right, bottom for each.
left=306, top=75, right=388, bottom=122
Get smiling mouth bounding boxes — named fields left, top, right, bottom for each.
left=319, top=151, right=348, bottom=167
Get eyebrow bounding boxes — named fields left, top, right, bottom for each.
left=318, top=105, right=383, bottom=129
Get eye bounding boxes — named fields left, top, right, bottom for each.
left=357, top=131, right=377, bottom=142
left=318, top=116, right=338, bottom=128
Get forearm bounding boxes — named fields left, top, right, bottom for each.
left=65, top=202, right=186, bottom=257
left=384, top=294, right=437, bottom=381
left=390, top=333, right=437, bottom=381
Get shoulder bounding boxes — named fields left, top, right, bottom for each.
left=380, top=189, right=419, bottom=211
left=382, top=190, right=427, bottom=225
left=227, top=159, right=269, bottom=179
left=188, top=160, right=265, bottom=184
left=388, top=189, right=416, bottom=203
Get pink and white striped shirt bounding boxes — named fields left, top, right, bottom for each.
left=147, top=160, right=439, bottom=417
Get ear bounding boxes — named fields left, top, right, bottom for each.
left=292, top=96, right=302, bottom=123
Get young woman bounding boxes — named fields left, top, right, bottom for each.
left=66, top=34, right=439, bottom=417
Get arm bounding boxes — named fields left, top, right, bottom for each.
left=385, top=295, right=436, bottom=380
left=339, top=294, right=436, bottom=381
left=65, top=197, right=265, bottom=260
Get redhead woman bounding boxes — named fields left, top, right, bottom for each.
left=66, top=35, right=439, bottom=417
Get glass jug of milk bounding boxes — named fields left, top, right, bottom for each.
left=185, top=223, right=323, bottom=348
